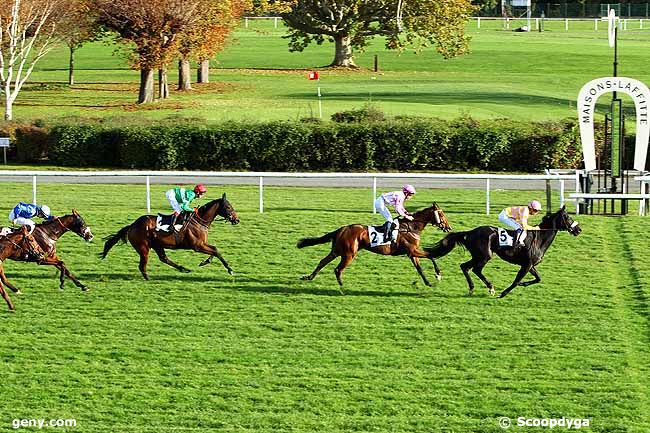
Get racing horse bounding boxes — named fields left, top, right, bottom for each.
left=2, top=210, right=94, bottom=290
left=297, top=203, right=452, bottom=288
left=101, top=194, right=240, bottom=279
left=0, top=226, right=45, bottom=311
left=427, top=206, right=581, bottom=298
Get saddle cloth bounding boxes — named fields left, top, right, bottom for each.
left=368, top=220, right=399, bottom=247
left=497, top=228, right=527, bottom=247
left=0, top=226, right=16, bottom=237
left=155, top=213, right=188, bottom=232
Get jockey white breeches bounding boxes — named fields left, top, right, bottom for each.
left=166, top=190, right=183, bottom=213
left=9, top=210, right=35, bottom=233
left=498, top=209, right=523, bottom=231
left=374, top=197, right=393, bottom=222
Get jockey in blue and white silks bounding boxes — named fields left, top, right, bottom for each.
left=8, top=202, right=53, bottom=234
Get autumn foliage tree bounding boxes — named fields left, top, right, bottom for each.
left=93, top=0, right=199, bottom=103
left=176, top=0, right=250, bottom=89
left=57, top=0, right=104, bottom=85
left=269, top=0, right=476, bottom=67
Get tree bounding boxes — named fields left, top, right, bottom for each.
left=0, top=0, right=66, bottom=120
left=273, top=0, right=476, bottom=67
left=176, top=0, right=250, bottom=89
left=93, top=0, right=199, bottom=103
left=57, top=0, right=103, bottom=85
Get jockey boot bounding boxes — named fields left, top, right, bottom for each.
left=515, top=229, right=525, bottom=246
left=383, top=221, right=393, bottom=242
left=170, top=213, right=179, bottom=232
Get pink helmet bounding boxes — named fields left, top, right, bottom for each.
left=528, top=200, right=542, bottom=211
left=403, top=184, right=416, bottom=195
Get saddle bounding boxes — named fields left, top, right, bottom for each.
left=155, top=212, right=191, bottom=233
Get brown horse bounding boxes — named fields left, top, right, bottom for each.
left=2, top=210, right=94, bottom=291
left=0, top=226, right=45, bottom=311
left=297, top=203, right=452, bottom=288
left=101, top=194, right=240, bottom=279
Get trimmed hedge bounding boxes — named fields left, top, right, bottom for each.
left=12, top=118, right=593, bottom=172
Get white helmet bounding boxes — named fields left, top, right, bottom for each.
left=528, top=200, right=542, bottom=211
left=39, top=205, right=51, bottom=218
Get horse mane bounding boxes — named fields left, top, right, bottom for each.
left=538, top=208, right=564, bottom=230
left=197, top=198, right=223, bottom=215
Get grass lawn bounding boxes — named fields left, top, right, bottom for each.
left=7, top=20, right=650, bottom=123
left=0, top=183, right=649, bottom=432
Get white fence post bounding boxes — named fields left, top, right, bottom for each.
left=372, top=177, right=377, bottom=213
left=560, top=179, right=565, bottom=208
left=245, top=17, right=248, bottom=28
left=486, top=178, right=490, bottom=215
left=259, top=176, right=264, bottom=213
left=565, top=18, right=569, bottom=31
left=477, top=17, right=481, bottom=29
left=595, top=19, right=598, bottom=31
left=32, top=175, right=37, bottom=204
left=274, top=17, right=278, bottom=28
left=146, top=176, right=151, bottom=213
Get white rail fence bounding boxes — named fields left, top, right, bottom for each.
left=0, top=171, right=577, bottom=215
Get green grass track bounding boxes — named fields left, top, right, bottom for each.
left=0, top=183, right=649, bottom=432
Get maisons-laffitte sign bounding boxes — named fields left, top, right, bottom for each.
left=577, top=76, right=650, bottom=171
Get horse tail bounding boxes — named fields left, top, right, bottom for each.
left=100, top=225, right=131, bottom=259
left=296, top=230, right=337, bottom=249
left=426, top=232, right=468, bottom=258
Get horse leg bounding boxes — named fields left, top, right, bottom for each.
left=0, top=268, right=15, bottom=311
left=431, top=259, right=442, bottom=281
left=499, top=265, right=532, bottom=298
left=334, top=255, right=355, bottom=290
left=302, top=251, right=338, bottom=281
left=472, top=259, right=495, bottom=296
left=153, top=247, right=191, bottom=274
left=460, top=260, right=476, bottom=295
left=409, top=256, right=432, bottom=287
left=193, top=244, right=233, bottom=275
left=411, top=247, right=442, bottom=281
left=0, top=269, right=22, bottom=294
left=519, top=266, right=541, bottom=287
left=137, top=246, right=151, bottom=280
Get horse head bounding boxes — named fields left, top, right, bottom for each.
left=198, top=193, right=240, bottom=225
left=413, top=202, right=452, bottom=232
left=69, top=209, right=94, bottom=241
left=539, top=206, right=581, bottom=236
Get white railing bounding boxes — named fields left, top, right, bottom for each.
left=0, top=170, right=576, bottom=215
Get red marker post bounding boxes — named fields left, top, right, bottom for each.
left=308, top=71, right=322, bottom=118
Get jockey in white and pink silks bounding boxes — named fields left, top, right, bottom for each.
left=373, top=184, right=416, bottom=241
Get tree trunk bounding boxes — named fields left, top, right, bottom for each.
left=178, top=58, right=192, bottom=90
left=68, top=46, right=75, bottom=86
left=138, top=68, right=155, bottom=104
left=4, top=92, right=13, bottom=121
left=197, top=59, right=210, bottom=83
left=158, top=68, right=169, bottom=99
left=331, top=34, right=356, bottom=67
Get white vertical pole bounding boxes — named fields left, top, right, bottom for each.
left=274, top=17, right=278, bottom=28
left=146, top=176, right=151, bottom=213
left=575, top=170, right=581, bottom=215
left=32, top=175, right=37, bottom=204
left=477, top=17, right=480, bottom=29
left=486, top=178, right=490, bottom=215
left=317, top=81, right=322, bottom=119
left=259, top=176, right=264, bottom=213
left=372, top=177, right=377, bottom=213
left=245, top=17, right=248, bottom=28
left=641, top=19, right=643, bottom=30
left=595, top=19, right=598, bottom=31
left=535, top=18, right=539, bottom=30
left=565, top=18, right=569, bottom=31
left=560, top=179, right=565, bottom=208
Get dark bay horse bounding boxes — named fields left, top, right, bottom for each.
left=4, top=210, right=94, bottom=290
left=297, top=203, right=452, bottom=288
left=0, top=227, right=45, bottom=311
left=101, top=194, right=240, bottom=279
left=428, top=206, right=581, bottom=298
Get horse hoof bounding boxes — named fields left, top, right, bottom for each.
left=181, top=268, right=191, bottom=273
left=15, top=290, right=22, bottom=296
left=468, top=290, right=474, bottom=296
left=81, top=286, right=90, bottom=292
left=300, top=275, right=311, bottom=281
left=227, top=269, right=234, bottom=276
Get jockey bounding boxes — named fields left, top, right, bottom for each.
left=8, top=202, right=53, bottom=234
left=498, top=200, right=542, bottom=245
left=165, top=184, right=207, bottom=227
left=374, top=184, right=416, bottom=241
